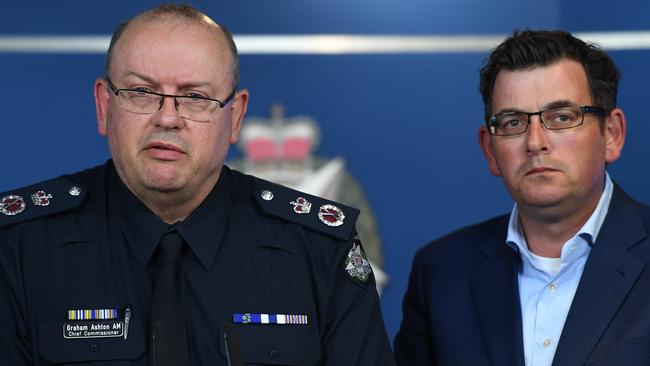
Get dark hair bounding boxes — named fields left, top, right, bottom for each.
left=479, top=30, right=619, bottom=121
left=105, top=3, right=240, bottom=89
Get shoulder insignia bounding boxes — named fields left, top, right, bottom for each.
left=344, top=234, right=374, bottom=289
left=0, top=177, right=86, bottom=229
left=255, top=182, right=359, bottom=241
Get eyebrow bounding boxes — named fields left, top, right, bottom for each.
left=494, top=100, right=577, bottom=115
left=121, top=71, right=216, bottom=91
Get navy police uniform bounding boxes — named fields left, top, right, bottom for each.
left=0, top=161, right=394, bottom=365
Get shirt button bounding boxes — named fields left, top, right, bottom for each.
left=542, top=338, right=552, bottom=348
left=269, top=350, right=280, bottom=359
left=548, top=283, right=557, bottom=293
left=571, top=245, right=576, bottom=251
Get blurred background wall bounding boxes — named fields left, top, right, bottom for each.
left=2, top=0, right=650, bottom=342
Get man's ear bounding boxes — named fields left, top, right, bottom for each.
left=604, top=107, right=626, bottom=163
left=478, top=125, right=502, bottom=176
left=228, top=89, right=249, bottom=144
left=95, top=78, right=110, bottom=136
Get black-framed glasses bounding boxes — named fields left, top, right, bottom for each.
left=106, top=77, right=236, bottom=123
left=487, top=105, right=607, bottom=136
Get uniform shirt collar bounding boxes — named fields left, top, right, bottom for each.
left=506, top=172, right=614, bottom=260
left=109, top=162, right=231, bottom=270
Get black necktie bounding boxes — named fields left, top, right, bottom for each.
left=150, top=230, right=190, bottom=366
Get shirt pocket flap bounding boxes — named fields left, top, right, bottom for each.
left=38, top=320, right=145, bottom=363
left=221, top=323, right=321, bottom=365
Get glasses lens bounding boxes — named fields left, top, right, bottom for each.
left=177, top=97, right=220, bottom=122
left=541, top=107, right=582, bottom=130
left=491, top=113, right=528, bottom=136
left=118, top=90, right=161, bottom=114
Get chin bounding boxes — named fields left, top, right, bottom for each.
left=141, top=174, right=186, bottom=193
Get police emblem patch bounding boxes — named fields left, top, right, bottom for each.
left=0, top=195, right=26, bottom=216
left=345, top=239, right=372, bottom=283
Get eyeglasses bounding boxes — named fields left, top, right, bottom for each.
left=487, top=105, right=607, bottom=136
left=105, top=77, right=236, bottom=123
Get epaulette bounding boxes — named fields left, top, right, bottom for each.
left=0, top=176, right=87, bottom=229
left=255, top=181, right=359, bottom=241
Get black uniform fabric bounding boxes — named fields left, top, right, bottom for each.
left=0, top=161, right=394, bottom=365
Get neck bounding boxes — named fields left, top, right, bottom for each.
left=140, top=188, right=211, bottom=224
left=125, top=173, right=220, bottom=225
left=517, top=192, right=602, bottom=258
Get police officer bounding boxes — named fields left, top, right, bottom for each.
left=0, top=4, right=394, bottom=365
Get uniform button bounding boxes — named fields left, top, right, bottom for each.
left=542, top=338, right=552, bottom=348
left=261, top=190, right=274, bottom=201
left=548, top=283, right=557, bottom=293
left=269, top=349, right=280, bottom=358
left=89, top=343, right=99, bottom=352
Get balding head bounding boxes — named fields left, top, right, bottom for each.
left=105, top=4, right=239, bottom=89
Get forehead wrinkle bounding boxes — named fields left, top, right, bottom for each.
left=112, top=27, right=229, bottom=93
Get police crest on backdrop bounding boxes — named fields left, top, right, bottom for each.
left=228, top=105, right=387, bottom=293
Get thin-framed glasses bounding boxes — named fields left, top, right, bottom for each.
left=487, top=105, right=607, bottom=136
left=106, top=77, right=236, bottom=123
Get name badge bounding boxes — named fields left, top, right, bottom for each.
left=63, top=320, right=124, bottom=339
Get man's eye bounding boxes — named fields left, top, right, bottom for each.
left=133, top=87, right=152, bottom=95
left=186, top=93, right=206, bottom=100
left=499, top=118, right=522, bottom=129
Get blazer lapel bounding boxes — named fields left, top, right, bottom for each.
left=470, top=221, right=526, bottom=366
left=552, top=186, right=647, bottom=366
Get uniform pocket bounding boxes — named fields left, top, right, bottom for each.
left=221, top=323, right=321, bottom=365
left=38, top=320, right=145, bottom=364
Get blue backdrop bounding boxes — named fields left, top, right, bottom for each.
left=2, top=0, right=650, bottom=343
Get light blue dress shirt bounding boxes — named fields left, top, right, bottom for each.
left=506, top=174, right=614, bottom=366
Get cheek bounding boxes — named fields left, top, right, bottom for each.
left=194, top=124, right=232, bottom=157
left=492, top=145, right=521, bottom=176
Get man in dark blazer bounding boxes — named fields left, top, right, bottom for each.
left=395, top=30, right=650, bottom=365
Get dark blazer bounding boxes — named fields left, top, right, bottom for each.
left=394, top=185, right=650, bottom=366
